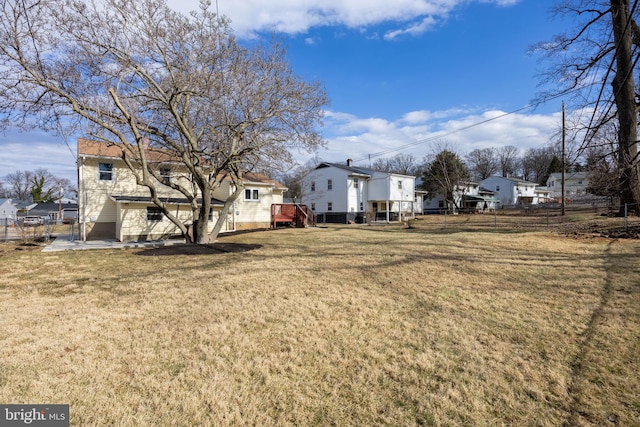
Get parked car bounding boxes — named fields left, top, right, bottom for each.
left=23, top=216, right=45, bottom=226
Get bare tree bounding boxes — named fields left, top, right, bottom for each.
left=582, top=121, right=620, bottom=200
left=279, top=161, right=319, bottom=202
left=497, top=145, right=520, bottom=178
left=3, top=171, right=33, bottom=201
left=420, top=148, right=470, bottom=212
left=587, top=144, right=620, bottom=201
left=0, top=0, right=327, bottom=243
left=371, top=157, right=393, bottom=172
left=371, top=153, right=419, bottom=175
left=521, top=147, right=558, bottom=184
left=3, top=168, right=75, bottom=202
left=391, top=153, right=419, bottom=175
left=535, top=0, right=640, bottom=214
left=466, top=148, right=498, bottom=180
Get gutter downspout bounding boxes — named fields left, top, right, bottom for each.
left=79, top=156, right=87, bottom=242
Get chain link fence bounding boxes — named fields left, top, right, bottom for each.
left=1, top=217, right=79, bottom=243
left=412, top=201, right=640, bottom=235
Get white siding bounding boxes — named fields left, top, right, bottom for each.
left=302, top=167, right=351, bottom=213
left=235, top=184, right=282, bottom=229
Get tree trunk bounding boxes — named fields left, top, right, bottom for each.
left=611, top=0, right=640, bottom=214
left=195, top=187, right=212, bottom=244
left=209, top=184, right=244, bottom=241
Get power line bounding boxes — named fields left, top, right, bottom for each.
left=353, top=91, right=568, bottom=163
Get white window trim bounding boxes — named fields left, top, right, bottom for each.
left=98, top=162, right=114, bottom=181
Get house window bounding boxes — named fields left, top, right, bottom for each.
left=327, top=202, right=333, bottom=211
left=354, top=177, right=359, bottom=189
left=146, top=207, right=163, bottom=222
left=208, top=208, right=214, bottom=222
left=311, top=181, right=316, bottom=192
left=244, top=189, right=259, bottom=201
left=328, top=179, right=333, bottom=190
left=311, top=203, right=316, bottom=211
left=99, top=163, right=113, bottom=181
left=398, top=180, right=402, bottom=189
left=160, top=168, right=171, bottom=185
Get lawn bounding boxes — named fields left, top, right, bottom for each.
left=0, top=221, right=638, bottom=426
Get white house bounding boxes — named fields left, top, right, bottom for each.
left=77, top=139, right=286, bottom=241
left=546, top=171, right=590, bottom=199
left=422, top=181, right=497, bottom=213
left=534, top=186, right=555, bottom=204
left=479, top=176, right=539, bottom=206
left=302, top=160, right=418, bottom=223
left=0, top=198, right=17, bottom=223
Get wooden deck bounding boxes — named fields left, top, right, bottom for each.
left=271, top=204, right=316, bottom=228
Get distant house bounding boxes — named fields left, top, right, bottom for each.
left=77, top=139, right=287, bottom=241
left=546, top=172, right=590, bottom=199
left=27, top=202, right=78, bottom=223
left=302, top=159, right=420, bottom=223
left=479, top=176, right=540, bottom=206
left=534, top=186, right=555, bottom=204
left=422, top=181, right=497, bottom=213
left=0, top=198, right=17, bottom=223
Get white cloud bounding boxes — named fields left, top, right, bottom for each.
left=1, top=105, right=561, bottom=186
left=400, top=107, right=475, bottom=124
left=167, top=0, right=520, bottom=39
left=311, top=106, right=561, bottom=166
left=384, top=16, right=438, bottom=40
left=0, top=130, right=78, bottom=185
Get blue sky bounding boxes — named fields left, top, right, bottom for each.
left=0, top=0, right=570, bottom=185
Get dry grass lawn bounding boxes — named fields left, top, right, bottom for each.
left=0, top=220, right=638, bottom=426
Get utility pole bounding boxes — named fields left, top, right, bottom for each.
left=58, top=184, right=63, bottom=223
left=561, top=101, right=566, bottom=216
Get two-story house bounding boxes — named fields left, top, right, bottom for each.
left=546, top=171, right=590, bottom=199
left=301, top=159, right=418, bottom=223
left=77, top=139, right=286, bottom=241
left=479, top=176, right=540, bottom=206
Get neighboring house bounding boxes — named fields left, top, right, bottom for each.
left=534, top=187, right=555, bottom=204
left=422, top=181, right=497, bottom=213
left=546, top=172, right=590, bottom=199
left=13, top=200, right=37, bottom=215
left=302, top=159, right=418, bottom=223
left=27, top=202, right=78, bottom=223
left=77, top=139, right=286, bottom=241
left=480, top=176, right=539, bottom=206
left=0, top=198, right=17, bottom=223
left=466, top=186, right=498, bottom=213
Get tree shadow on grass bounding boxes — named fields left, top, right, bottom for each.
left=135, top=243, right=262, bottom=256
